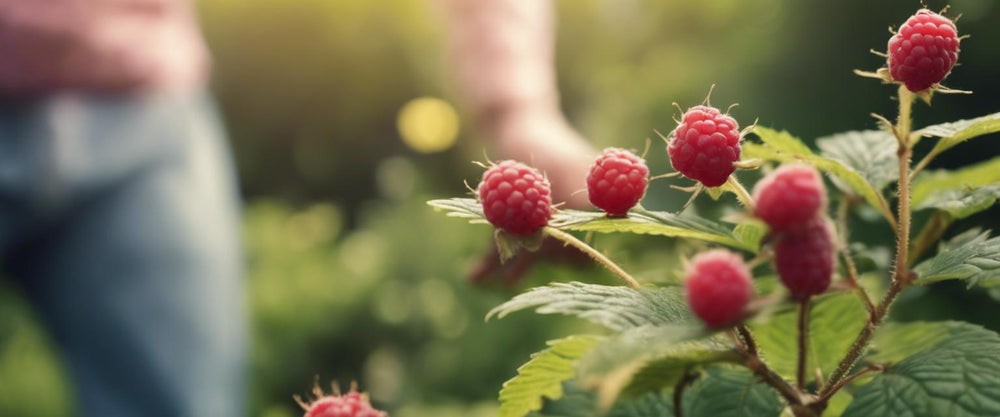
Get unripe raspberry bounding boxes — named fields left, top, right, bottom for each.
left=753, top=164, right=827, bottom=234
left=887, top=9, right=960, bottom=92
left=684, top=249, right=754, bottom=328
left=668, top=105, right=741, bottom=187
left=299, top=386, right=387, bottom=417
left=774, top=217, right=835, bottom=300
left=477, top=160, right=553, bottom=236
left=587, top=148, right=649, bottom=217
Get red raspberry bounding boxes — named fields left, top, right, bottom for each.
left=668, top=105, right=741, bottom=187
left=774, top=217, right=835, bottom=300
left=477, top=160, right=552, bottom=236
left=299, top=386, right=387, bottom=417
left=684, top=249, right=754, bottom=328
left=752, top=163, right=826, bottom=234
left=587, top=148, right=649, bottom=217
left=887, top=9, right=960, bottom=92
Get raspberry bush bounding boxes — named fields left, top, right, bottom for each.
left=429, top=6, right=1000, bottom=417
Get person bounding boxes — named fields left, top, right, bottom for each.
left=0, top=1, right=245, bottom=415
left=439, top=0, right=597, bottom=283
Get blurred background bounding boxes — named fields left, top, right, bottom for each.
left=0, top=0, right=998, bottom=416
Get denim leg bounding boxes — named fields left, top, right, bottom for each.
left=7, top=94, right=246, bottom=417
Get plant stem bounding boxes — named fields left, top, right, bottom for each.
left=909, top=147, right=939, bottom=180
left=908, top=211, right=952, bottom=267
left=797, top=298, right=811, bottom=390
left=543, top=227, right=641, bottom=289
left=815, top=364, right=885, bottom=404
left=820, top=85, right=916, bottom=399
left=726, top=175, right=755, bottom=209
left=736, top=324, right=803, bottom=407
left=674, top=369, right=699, bottom=417
left=836, top=197, right=875, bottom=313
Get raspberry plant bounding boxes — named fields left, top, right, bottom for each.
left=429, top=8, right=1000, bottom=417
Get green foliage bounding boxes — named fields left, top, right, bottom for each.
left=816, top=130, right=898, bottom=191
left=913, top=229, right=1000, bottom=287
left=498, top=336, right=601, bottom=417
left=606, top=392, right=675, bottom=417
left=914, top=183, right=1000, bottom=219
left=842, top=324, right=1000, bottom=417
left=915, top=112, right=1000, bottom=155
left=866, top=321, right=972, bottom=364
left=681, top=367, right=785, bottom=417
left=912, top=156, right=1000, bottom=215
left=750, top=294, right=868, bottom=380
left=746, top=127, right=894, bottom=221
left=487, top=282, right=695, bottom=331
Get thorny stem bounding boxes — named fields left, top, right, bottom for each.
left=735, top=325, right=804, bottom=408
left=725, top=175, right=756, bottom=209
left=797, top=299, right=811, bottom=390
left=817, top=364, right=885, bottom=404
left=836, top=197, right=876, bottom=313
left=674, top=369, right=699, bottom=417
left=543, top=227, right=641, bottom=289
left=820, top=85, right=916, bottom=400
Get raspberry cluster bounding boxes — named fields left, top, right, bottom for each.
left=887, top=9, right=960, bottom=92
left=668, top=105, right=741, bottom=187
left=299, top=386, right=387, bottom=417
left=586, top=148, right=649, bottom=217
left=477, top=160, right=553, bottom=236
left=753, top=163, right=833, bottom=300
left=684, top=249, right=754, bottom=328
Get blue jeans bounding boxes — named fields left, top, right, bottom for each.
left=0, top=93, right=245, bottom=416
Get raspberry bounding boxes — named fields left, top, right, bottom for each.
left=752, top=163, right=826, bottom=234
left=477, top=160, right=553, bottom=236
left=684, top=249, right=754, bottom=328
left=298, top=385, right=387, bottom=417
left=887, top=9, right=960, bottom=92
left=668, top=105, right=741, bottom=187
left=774, top=217, right=835, bottom=300
left=586, top=148, right=649, bottom=217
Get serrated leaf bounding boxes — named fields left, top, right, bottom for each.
left=912, top=156, right=1000, bottom=206
left=499, top=336, right=602, bottom=417
left=816, top=130, right=898, bottom=191
left=607, top=391, right=675, bottom=417
left=427, top=197, right=487, bottom=223
left=750, top=294, right=868, bottom=381
left=533, top=382, right=599, bottom=417
left=914, top=183, right=1000, bottom=219
left=551, top=209, right=758, bottom=252
left=576, top=326, right=736, bottom=408
left=732, top=220, right=768, bottom=253
left=917, top=112, right=1000, bottom=154
left=681, top=367, right=785, bottom=417
left=487, top=282, right=695, bottom=331
left=747, top=127, right=893, bottom=222
left=866, top=321, right=973, bottom=364
left=912, top=229, right=1000, bottom=287
left=842, top=323, right=1000, bottom=417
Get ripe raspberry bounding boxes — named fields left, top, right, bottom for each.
left=752, top=163, right=827, bottom=234
left=477, top=160, right=552, bottom=236
left=668, top=105, right=741, bottom=187
left=774, top=217, right=835, bottom=300
left=887, top=9, right=960, bottom=92
left=684, top=249, right=754, bottom=328
left=298, top=385, right=387, bottom=417
left=587, top=148, right=649, bottom=217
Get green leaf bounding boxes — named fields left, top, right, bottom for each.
left=487, top=282, right=695, bottom=331
left=551, top=208, right=759, bottom=252
left=816, top=130, right=898, bottom=191
left=681, top=367, right=786, bottom=417
left=747, top=127, right=893, bottom=222
left=427, top=198, right=487, bottom=223
left=917, top=112, right=1000, bottom=155
left=575, top=326, right=736, bottom=407
left=914, top=183, right=1000, bottom=220
left=842, top=323, right=1000, bottom=417
left=607, top=392, right=675, bottom=417
left=912, top=229, right=1000, bottom=287
left=750, top=293, right=868, bottom=381
left=912, top=156, right=1000, bottom=206
left=499, top=336, right=602, bottom=417
left=867, top=321, right=975, bottom=364
left=533, top=382, right=599, bottom=417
